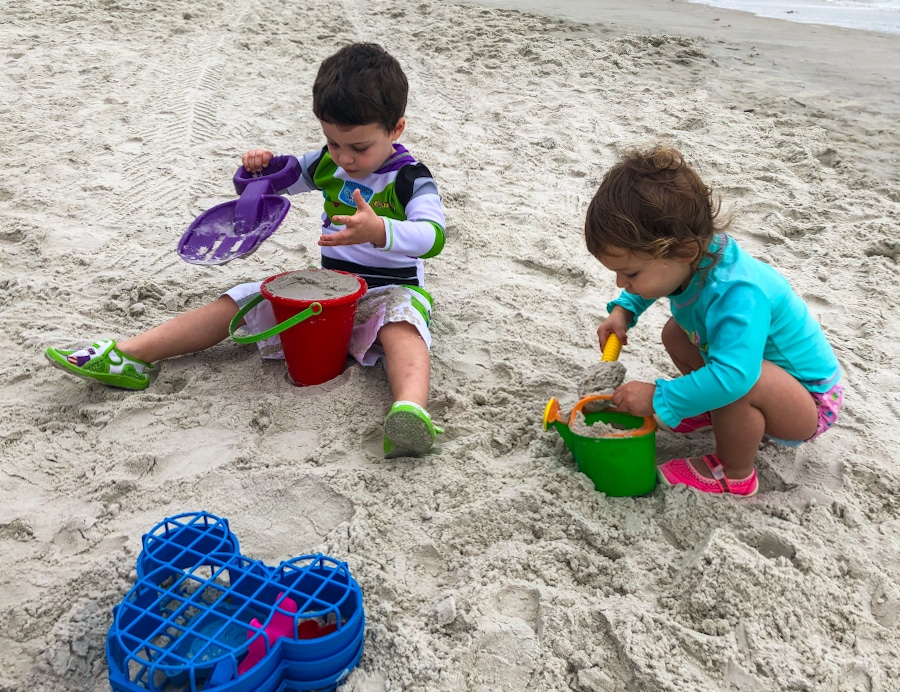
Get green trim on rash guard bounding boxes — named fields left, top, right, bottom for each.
left=396, top=164, right=446, bottom=259
left=383, top=218, right=446, bottom=258
left=420, top=221, right=445, bottom=259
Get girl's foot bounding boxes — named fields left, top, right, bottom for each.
left=664, top=411, right=713, bottom=434
left=658, top=454, right=758, bottom=496
left=45, top=339, right=156, bottom=390
left=383, top=401, right=442, bottom=459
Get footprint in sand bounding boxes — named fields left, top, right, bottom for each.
left=113, top=137, right=143, bottom=154
left=493, top=584, right=542, bottom=635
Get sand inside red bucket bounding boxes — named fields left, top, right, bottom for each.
left=266, top=270, right=361, bottom=301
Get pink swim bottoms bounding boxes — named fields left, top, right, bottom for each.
left=808, top=383, right=843, bottom=441
left=769, top=382, right=843, bottom=448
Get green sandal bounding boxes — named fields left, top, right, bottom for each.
left=383, top=401, right=443, bottom=459
left=45, top=339, right=156, bottom=390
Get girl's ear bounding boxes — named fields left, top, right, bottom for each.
left=674, top=239, right=702, bottom=264
left=390, top=117, right=406, bottom=141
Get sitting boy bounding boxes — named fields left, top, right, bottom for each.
left=46, top=43, right=447, bottom=458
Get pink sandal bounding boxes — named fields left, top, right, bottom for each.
left=666, top=411, right=713, bottom=434
left=658, top=454, right=758, bottom=496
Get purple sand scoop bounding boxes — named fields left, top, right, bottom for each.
left=177, top=155, right=302, bottom=265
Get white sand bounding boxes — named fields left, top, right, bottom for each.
left=2, top=0, right=899, bottom=689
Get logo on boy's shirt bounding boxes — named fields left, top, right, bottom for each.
left=338, top=181, right=374, bottom=207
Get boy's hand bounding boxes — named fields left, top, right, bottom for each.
left=242, top=149, right=274, bottom=173
left=320, top=189, right=388, bottom=248
left=611, top=381, right=656, bottom=417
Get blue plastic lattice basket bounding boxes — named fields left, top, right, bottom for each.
left=106, top=512, right=365, bottom=692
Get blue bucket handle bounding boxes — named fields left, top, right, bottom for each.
left=229, top=293, right=322, bottom=344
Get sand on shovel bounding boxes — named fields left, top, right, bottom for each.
left=577, top=360, right=627, bottom=413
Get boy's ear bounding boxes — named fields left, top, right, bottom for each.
left=390, top=117, right=406, bottom=140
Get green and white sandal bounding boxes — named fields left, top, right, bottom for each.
left=383, top=401, right=443, bottom=459
left=45, top=339, right=156, bottom=390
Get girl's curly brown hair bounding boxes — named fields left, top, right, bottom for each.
left=585, top=147, right=730, bottom=267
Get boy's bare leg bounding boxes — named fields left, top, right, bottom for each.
left=118, top=296, right=240, bottom=363
left=377, top=321, right=430, bottom=408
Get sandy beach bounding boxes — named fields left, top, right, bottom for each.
left=2, top=0, right=899, bottom=690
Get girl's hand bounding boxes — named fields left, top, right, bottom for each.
left=320, top=189, right=388, bottom=247
left=242, top=149, right=274, bottom=173
left=611, top=381, right=656, bottom=417
left=597, top=305, right=632, bottom=350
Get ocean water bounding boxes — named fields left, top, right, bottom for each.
left=688, top=0, right=900, bottom=34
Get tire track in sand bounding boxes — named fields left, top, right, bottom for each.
left=112, top=1, right=255, bottom=230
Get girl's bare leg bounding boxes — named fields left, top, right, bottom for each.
left=661, top=316, right=818, bottom=478
left=662, top=317, right=704, bottom=374
left=713, top=361, right=818, bottom=477
left=377, top=321, right=430, bottom=408
left=118, top=296, right=240, bottom=363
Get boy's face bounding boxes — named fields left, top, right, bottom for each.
left=321, top=119, right=405, bottom=179
left=598, top=246, right=695, bottom=300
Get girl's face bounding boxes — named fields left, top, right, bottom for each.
left=598, top=246, right=696, bottom=299
left=320, top=119, right=405, bottom=179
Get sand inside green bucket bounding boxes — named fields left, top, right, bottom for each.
left=266, top=270, right=360, bottom=301
left=570, top=410, right=627, bottom=438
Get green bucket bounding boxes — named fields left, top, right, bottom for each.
left=543, top=395, right=658, bottom=497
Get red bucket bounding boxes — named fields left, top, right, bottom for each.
left=229, top=269, right=367, bottom=386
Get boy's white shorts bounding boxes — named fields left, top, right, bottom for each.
left=223, top=282, right=433, bottom=367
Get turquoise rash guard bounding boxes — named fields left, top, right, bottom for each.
left=608, top=234, right=842, bottom=428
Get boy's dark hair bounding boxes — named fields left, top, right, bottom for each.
left=312, top=43, right=408, bottom=132
left=585, top=147, right=730, bottom=265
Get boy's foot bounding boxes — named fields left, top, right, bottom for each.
left=662, top=411, right=713, bottom=434
left=383, top=401, right=443, bottom=459
left=658, top=454, right=758, bottom=496
left=45, top=339, right=156, bottom=390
